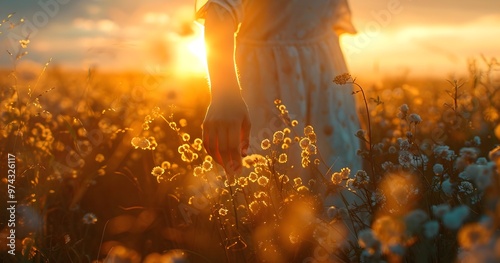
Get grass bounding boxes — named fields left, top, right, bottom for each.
left=1, top=15, right=500, bottom=263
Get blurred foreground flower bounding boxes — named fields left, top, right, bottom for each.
left=143, top=250, right=187, bottom=263
left=82, top=213, right=97, bottom=225
left=458, top=223, right=492, bottom=250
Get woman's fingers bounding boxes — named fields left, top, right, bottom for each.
left=201, top=97, right=250, bottom=181
left=217, top=125, right=230, bottom=167
left=203, top=121, right=242, bottom=181
left=216, top=124, right=241, bottom=181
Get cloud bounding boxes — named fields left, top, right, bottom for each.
left=143, top=12, right=171, bottom=26
left=343, top=12, right=500, bottom=79
left=1, top=0, right=498, bottom=78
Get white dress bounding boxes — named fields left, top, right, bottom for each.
left=196, top=0, right=361, bottom=174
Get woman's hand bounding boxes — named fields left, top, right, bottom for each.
left=202, top=95, right=251, bottom=181
left=201, top=4, right=249, bottom=181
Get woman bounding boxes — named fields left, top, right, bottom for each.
left=196, top=0, right=361, bottom=180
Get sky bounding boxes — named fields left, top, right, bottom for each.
left=1, top=0, right=499, bottom=80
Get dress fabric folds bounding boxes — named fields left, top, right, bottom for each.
left=196, top=0, right=361, bottom=174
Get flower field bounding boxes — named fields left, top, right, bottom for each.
left=1, top=14, right=500, bottom=263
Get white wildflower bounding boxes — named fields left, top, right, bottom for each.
left=398, top=150, right=412, bottom=168
left=399, top=139, right=410, bottom=150
left=388, top=146, right=397, bottom=154
left=455, top=147, right=480, bottom=170
left=434, top=145, right=456, bottom=161
left=399, top=104, right=409, bottom=113
left=331, top=172, right=343, bottom=185
left=346, top=178, right=355, bottom=192
left=458, top=181, right=474, bottom=195
left=408, top=113, right=422, bottom=124
left=381, top=161, right=395, bottom=171
left=475, top=168, right=492, bottom=191
left=353, top=170, right=370, bottom=188
left=459, top=164, right=482, bottom=181
left=443, top=205, right=470, bottom=230
left=389, top=244, right=405, bottom=256
left=404, top=209, right=428, bottom=235
left=441, top=179, right=453, bottom=196
left=82, top=213, right=98, bottom=225
left=411, top=154, right=428, bottom=168
left=433, top=163, right=444, bottom=176
left=423, top=220, right=439, bottom=239
left=358, top=229, right=379, bottom=249
left=151, top=166, right=165, bottom=177
left=476, top=157, right=488, bottom=165
left=431, top=177, right=441, bottom=192
left=397, top=104, right=409, bottom=119
left=131, top=136, right=151, bottom=150
left=459, top=147, right=479, bottom=160
left=473, top=136, right=481, bottom=146
left=327, top=206, right=338, bottom=219
left=432, top=204, right=451, bottom=219
left=371, top=190, right=386, bottom=206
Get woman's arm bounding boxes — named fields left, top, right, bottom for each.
left=202, top=4, right=251, bottom=180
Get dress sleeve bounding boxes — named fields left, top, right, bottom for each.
left=331, top=0, right=357, bottom=35
left=195, top=0, right=243, bottom=27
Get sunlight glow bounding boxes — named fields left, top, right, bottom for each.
left=342, top=15, right=500, bottom=80
left=174, top=25, right=208, bottom=76
left=187, top=32, right=207, bottom=66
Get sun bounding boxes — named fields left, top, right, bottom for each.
left=187, top=34, right=207, bottom=66
left=176, top=24, right=208, bottom=75
left=187, top=28, right=207, bottom=63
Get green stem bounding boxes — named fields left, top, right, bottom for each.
left=353, top=82, right=376, bottom=186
